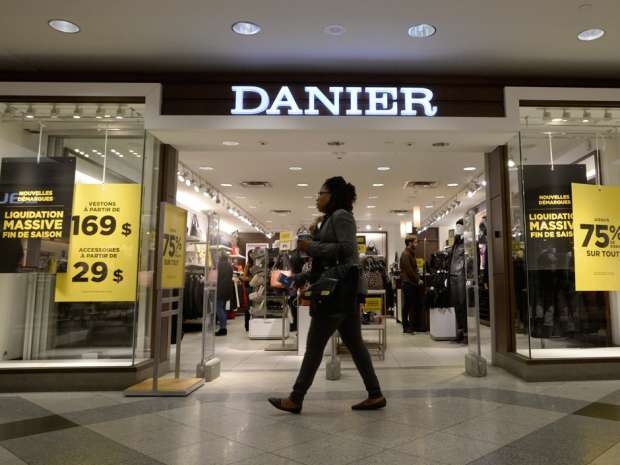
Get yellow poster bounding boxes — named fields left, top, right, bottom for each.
left=572, top=183, right=620, bottom=291
left=55, top=184, right=141, bottom=302
left=364, top=296, right=383, bottom=313
left=356, top=235, right=367, bottom=254
left=279, top=230, right=293, bottom=251
left=161, top=203, right=187, bottom=289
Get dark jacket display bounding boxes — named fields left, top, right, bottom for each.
left=217, top=259, right=234, bottom=302
left=448, top=235, right=467, bottom=331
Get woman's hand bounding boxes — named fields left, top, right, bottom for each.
left=297, top=239, right=311, bottom=252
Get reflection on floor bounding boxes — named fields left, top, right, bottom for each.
left=2, top=318, right=619, bottom=465
left=3, top=358, right=620, bottom=465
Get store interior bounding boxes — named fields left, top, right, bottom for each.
left=160, top=128, right=505, bottom=370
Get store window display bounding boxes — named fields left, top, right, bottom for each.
left=511, top=108, right=620, bottom=358
left=448, top=219, right=467, bottom=340
left=0, top=101, right=158, bottom=367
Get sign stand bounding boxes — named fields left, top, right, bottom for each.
left=125, top=203, right=204, bottom=397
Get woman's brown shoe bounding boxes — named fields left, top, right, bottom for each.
left=268, top=397, right=302, bottom=414
left=351, top=396, right=387, bottom=411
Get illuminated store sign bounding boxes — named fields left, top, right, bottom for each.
left=231, top=85, right=438, bottom=116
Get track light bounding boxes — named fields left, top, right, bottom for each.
left=95, top=105, right=105, bottom=119
left=177, top=171, right=185, bottom=182
left=604, top=109, right=613, bottom=121
left=185, top=178, right=191, bottom=187
left=72, top=106, right=82, bottom=119
left=50, top=104, right=59, bottom=119
left=542, top=109, right=552, bottom=123
left=582, top=110, right=591, bottom=123
left=115, top=106, right=124, bottom=119
left=24, top=105, right=35, bottom=119
left=193, top=184, right=200, bottom=193
left=2, top=105, right=13, bottom=116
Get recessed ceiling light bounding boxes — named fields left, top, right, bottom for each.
left=303, top=196, right=314, bottom=199
left=289, top=166, right=303, bottom=171
left=377, top=166, right=391, bottom=171
left=435, top=195, right=446, bottom=199
left=199, top=166, right=214, bottom=171
left=312, top=213, right=321, bottom=217
left=48, top=19, right=80, bottom=34
left=324, top=24, right=346, bottom=36
left=397, top=213, right=405, bottom=216
left=508, top=159, right=517, bottom=168
left=222, top=140, right=240, bottom=146
left=367, top=205, right=376, bottom=209
left=368, top=195, right=379, bottom=199
left=365, top=225, right=372, bottom=230
left=236, top=195, right=247, bottom=199
left=220, top=183, right=233, bottom=187
left=463, top=166, right=476, bottom=171
left=578, top=28, right=605, bottom=41
left=307, top=205, right=315, bottom=209
left=447, top=183, right=459, bottom=187
left=232, top=21, right=261, bottom=35
left=249, top=206, right=257, bottom=209
left=425, top=205, right=433, bottom=209
left=408, top=23, right=437, bottom=38
left=297, top=183, right=309, bottom=187
left=372, top=183, right=384, bottom=187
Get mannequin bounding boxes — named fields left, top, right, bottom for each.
left=448, top=219, right=467, bottom=340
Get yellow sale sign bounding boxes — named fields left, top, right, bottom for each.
left=572, top=183, right=620, bottom=291
left=161, top=203, right=187, bottom=289
left=55, top=184, right=141, bottom=302
left=279, top=230, right=294, bottom=251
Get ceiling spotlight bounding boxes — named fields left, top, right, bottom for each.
left=578, top=28, right=605, bottom=41
left=222, top=140, right=240, bottom=146
left=372, top=183, right=384, bottom=187
left=435, top=195, right=445, bottom=199
left=193, top=184, right=200, bottom=193
left=604, top=109, right=613, bottom=121
left=366, top=225, right=372, bottom=231
left=115, top=106, right=124, bottom=119
left=508, top=159, right=517, bottom=168
left=408, top=23, right=437, bottom=38
left=289, top=166, right=303, bottom=171
left=542, top=109, right=552, bottom=122
left=481, top=180, right=487, bottom=186
left=582, top=110, right=592, bottom=123
left=220, top=183, right=233, bottom=187
left=48, top=19, right=80, bottom=34
left=324, top=24, right=346, bottom=36
left=95, top=105, right=105, bottom=119
left=72, top=106, right=82, bottom=119
left=185, top=178, right=192, bottom=187
left=447, top=183, right=459, bottom=187
left=463, top=166, right=476, bottom=171
left=425, top=205, right=433, bottom=209
left=377, top=166, right=391, bottom=171
left=367, top=205, right=376, bottom=209
left=561, top=109, right=571, bottom=122
left=296, top=183, right=309, bottom=187
left=232, top=21, right=261, bottom=35
left=24, top=105, right=35, bottom=119
left=2, top=105, right=13, bottom=116
left=203, top=191, right=209, bottom=197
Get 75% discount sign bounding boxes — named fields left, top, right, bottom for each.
left=579, top=223, right=620, bottom=258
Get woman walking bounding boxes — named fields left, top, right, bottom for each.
left=269, top=176, right=385, bottom=414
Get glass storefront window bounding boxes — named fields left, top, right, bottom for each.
left=513, top=106, right=620, bottom=358
left=0, top=102, right=158, bottom=367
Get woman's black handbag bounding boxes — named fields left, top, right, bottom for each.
left=303, top=267, right=358, bottom=316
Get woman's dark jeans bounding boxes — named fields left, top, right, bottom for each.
left=290, top=311, right=382, bottom=404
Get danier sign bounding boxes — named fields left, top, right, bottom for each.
left=231, top=85, right=438, bottom=116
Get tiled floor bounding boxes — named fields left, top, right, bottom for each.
left=1, top=318, right=620, bottom=465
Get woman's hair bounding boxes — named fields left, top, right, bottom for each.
left=323, top=176, right=356, bottom=214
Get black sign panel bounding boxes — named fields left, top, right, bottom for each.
left=0, top=157, right=76, bottom=242
left=523, top=164, right=587, bottom=270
